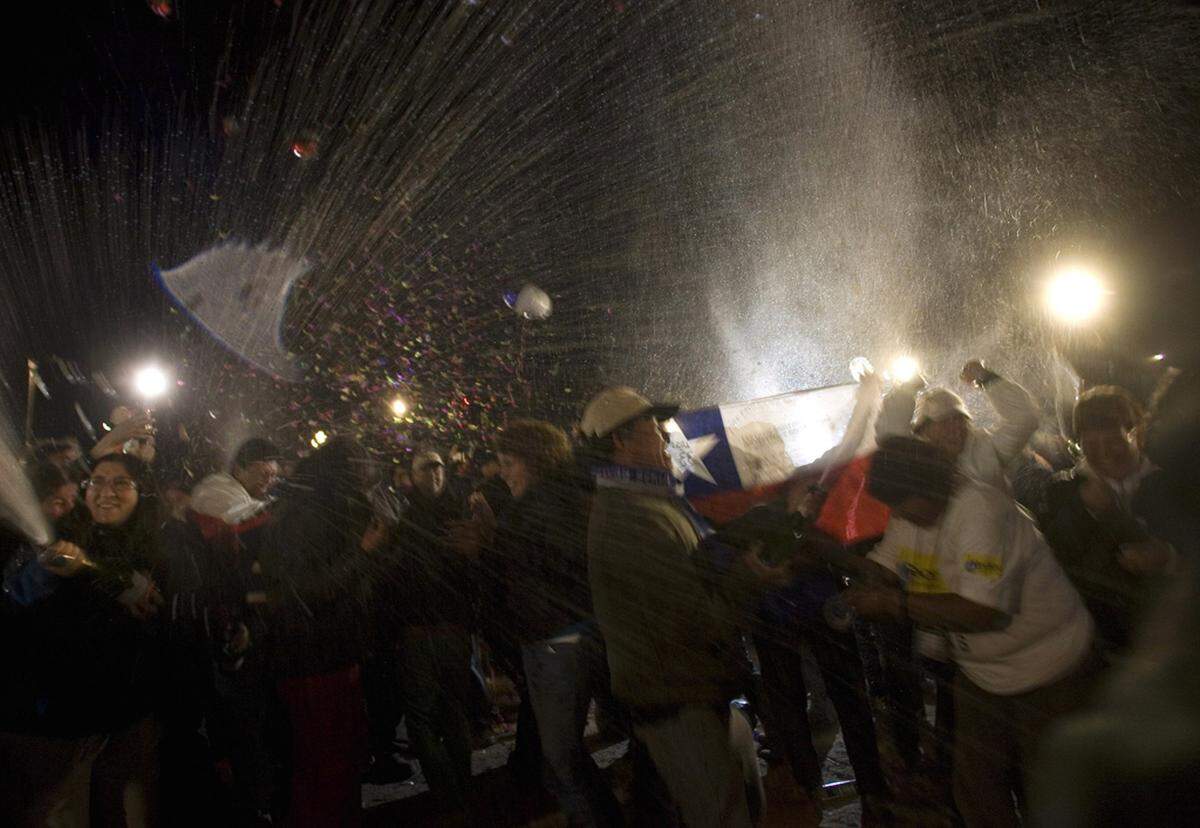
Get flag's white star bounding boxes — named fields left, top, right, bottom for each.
left=685, top=433, right=720, bottom=485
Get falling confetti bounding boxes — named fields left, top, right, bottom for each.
left=147, top=0, right=173, bottom=20
left=290, top=137, right=319, bottom=160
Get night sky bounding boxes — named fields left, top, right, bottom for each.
left=2, top=0, right=1198, bottom=465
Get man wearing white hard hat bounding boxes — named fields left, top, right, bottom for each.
left=876, top=359, right=1040, bottom=490
left=581, top=387, right=764, bottom=828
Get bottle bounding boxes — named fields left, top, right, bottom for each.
left=823, top=594, right=856, bottom=631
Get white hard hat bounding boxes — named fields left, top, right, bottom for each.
left=913, top=388, right=971, bottom=431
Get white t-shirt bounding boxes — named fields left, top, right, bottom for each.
left=870, top=480, right=1094, bottom=695
left=190, top=472, right=270, bottom=525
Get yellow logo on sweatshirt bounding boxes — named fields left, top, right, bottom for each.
left=963, top=554, right=1004, bottom=580
left=896, top=548, right=946, bottom=593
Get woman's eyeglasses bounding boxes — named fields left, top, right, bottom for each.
left=84, top=477, right=138, bottom=494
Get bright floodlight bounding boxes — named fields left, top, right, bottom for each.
left=134, top=365, right=169, bottom=399
left=1045, top=266, right=1106, bottom=324
left=389, top=397, right=409, bottom=418
left=889, top=355, right=920, bottom=384
left=310, top=430, right=328, bottom=449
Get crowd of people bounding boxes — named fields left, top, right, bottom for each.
left=1, top=355, right=1197, bottom=827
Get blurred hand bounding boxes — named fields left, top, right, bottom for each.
left=1118, top=538, right=1177, bottom=575
left=226, top=623, right=252, bottom=656
left=446, top=520, right=484, bottom=557
left=37, top=541, right=93, bottom=578
left=960, top=359, right=989, bottom=385
left=1078, top=474, right=1118, bottom=515
left=857, top=370, right=884, bottom=398
left=127, top=435, right=156, bottom=464
left=91, top=412, right=155, bottom=459
left=469, top=492, right=496, bottom=533
left=787, top=480, right=825, bottom=519
left=214, top=758, right=235, bottom=788
left=360, top=517, right=389, bottom=552
left=842, top=584, right=903, bottom=620
left=735, top=542, right=792, bottom=588
left=117, top=572, right=163, bottom=621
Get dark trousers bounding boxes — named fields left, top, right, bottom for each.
left=755, top=620, right=887, bottom=798
left=952, top=654, right=1101, bottom=828
left=875, top=620, right=925, bottom=769
left=364, top=648, right=404, bottom=758
left=398, top=625, right=473, bottom=811
left=0, top=717, right=160, bottom=828
left=875, top=621, right=960, bottom=776
left=211, top=663, right=279, bottom=816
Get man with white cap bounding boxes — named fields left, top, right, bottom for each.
left=581, top=387, right=765, bottom=828
left=876, top=359, right=1040, bottom=490
left=872, top=360, right=1040, bottom=780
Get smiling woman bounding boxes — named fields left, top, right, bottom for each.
left=85, top=459, right=141, bottom=527
left=0, top=450, right=166, bottom=825
left=74, top=454, right=161, bottom=561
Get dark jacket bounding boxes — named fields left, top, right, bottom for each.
left=715, top=503, right=840, bottom=638
left=1, top=526, right=164, bottom=737
left=157, top=510, right=278, bottom=712
left=489, top=468, right=593, bottom=647
left=1038, top=466, right=1169, bottom=650
left=588, top=470, right=755, bottom=710
left=260, top=486, right=375, bottom=678
left=387, top=487, right=473, bottom=630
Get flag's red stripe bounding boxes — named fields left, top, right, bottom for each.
left=688, top=454, right=889, bottom=544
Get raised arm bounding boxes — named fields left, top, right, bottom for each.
left=964, top=360, right=1040, bottom=466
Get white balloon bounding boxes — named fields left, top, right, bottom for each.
left=155, top=241, right=309, bottom=381
left=513, top=284, right=552, bottom=320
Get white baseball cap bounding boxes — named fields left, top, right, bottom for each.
left=913, top=388, right=972, bottom=430
left=580, top=387, right=679, bottom=439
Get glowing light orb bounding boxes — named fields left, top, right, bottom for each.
left=310, top=430, right=328, bottom=449
left=1045, top=266, right=1106, bottom=324
left=134, top=366, right=169, bottom=399
left=389, top=397, right=409, bottom=418
left=888, top=355, right=920, bottom=384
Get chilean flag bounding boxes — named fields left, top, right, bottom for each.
left=666, top=383, right=889, bottom=544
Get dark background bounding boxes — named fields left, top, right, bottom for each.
left=1, top=0, right=1197, bottom=462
